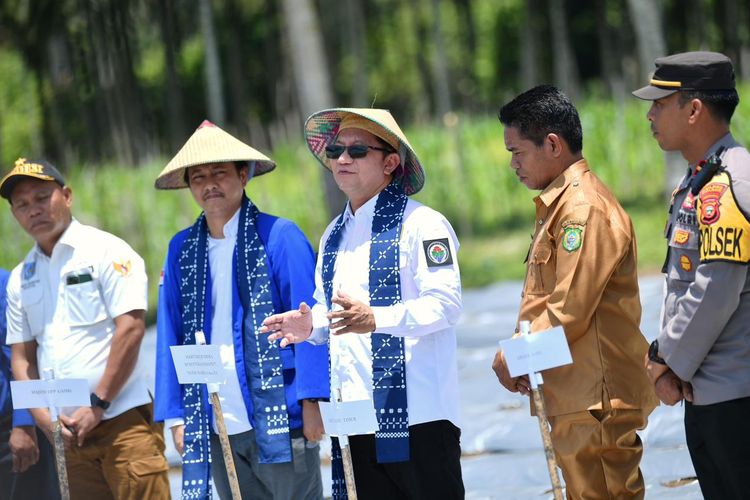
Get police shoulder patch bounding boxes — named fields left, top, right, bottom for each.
left=698, top=173, right=750, bottom=264
left=423, top=238, right=453, bottom=267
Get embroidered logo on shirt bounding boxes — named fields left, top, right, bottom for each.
left=681, top=192, right=696, bottom=210
left=112, top=260, right=132, bottom=277
left=699, top=183, right=727, bottom=225
left=680, top=254, right=692, bottom=272
left=562, top=227, right=583, bottom=252
left=673, top=229, right=690, bottom=245
left=423, top=238, right=453, bottom=267
left=22, top=262, right=36, bottom=280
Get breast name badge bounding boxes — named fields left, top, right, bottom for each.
left=423, top=238, right=453, bottom=268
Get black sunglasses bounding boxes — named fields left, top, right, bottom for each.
left=324, top=144, right=393, bottom=159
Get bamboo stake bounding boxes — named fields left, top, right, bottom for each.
left=43, top=369, right=70, bottom=500
left=195, top=331, right=242, bottom=500
left=520, top=321, right=564, bottom=500
left=336, top=389, right=358, bottom=500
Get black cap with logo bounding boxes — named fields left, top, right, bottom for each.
left=0, top=158, right=66, bottom=200
left=632, top=51, right=736, bottom=101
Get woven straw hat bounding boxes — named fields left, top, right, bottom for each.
left=304, top=108, right=425, bottom=195
left=155, top=120, right=276, bottom=189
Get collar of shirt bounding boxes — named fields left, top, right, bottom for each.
left=208, top=207, right=240, bottom=242
left=342, top=190, right=380, bottom=225
left=31, top=218, right=82, bottom=260
left=536, top=159, right=590, bottom=209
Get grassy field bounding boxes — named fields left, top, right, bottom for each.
left=2, top=89, right=748, bottom=319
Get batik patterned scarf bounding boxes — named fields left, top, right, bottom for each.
left=178, top=196, right=290, bottom=499
left=322, top=182, right=410, bottom=499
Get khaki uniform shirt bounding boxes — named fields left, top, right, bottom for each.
left=519, top=160, right=658, bottom=416
left=660, top=133, right=750, bottom=405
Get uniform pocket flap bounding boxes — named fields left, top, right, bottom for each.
left=128, top=454, right=169, bottom=477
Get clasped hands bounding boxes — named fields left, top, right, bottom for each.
left=644, top=354, right=693, bottom=406
left=262, top=291, right=376, bottom=347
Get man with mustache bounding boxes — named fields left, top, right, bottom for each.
left=635, top=51, right=750, bottom=499
left=153, top=121, right=328, bottom=499
left=491, top=86, right=657, bottom=499
left=1, top=158, right=170, bottom=499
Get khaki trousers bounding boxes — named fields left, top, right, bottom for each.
left=65, top=404, right=170, bottom=500
left=548, top=408, right=648, bottom=500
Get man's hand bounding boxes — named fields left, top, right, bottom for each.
left=654, top=371, right=684, bottom=405
left=301, top=400, right=325, bottom=442
left=60, top=406, right=104, bottom=447
left=644, top=354, right=671, bottom=385
left=328, top=292, right=376, bottom=335
left=492, top=350, right=531, bottom=396
left=171, top=425, right=185, bottom=456
left=262, top=302, right=314, bottom=347
left=9, top=426, right=39, bottom=473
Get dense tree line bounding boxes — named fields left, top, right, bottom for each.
left=1, top=0, right=749, bottom=215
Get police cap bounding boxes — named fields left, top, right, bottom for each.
left=633, top=51, right=735, bottom=101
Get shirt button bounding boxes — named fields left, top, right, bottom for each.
left=520, top=291, right=525, bottom=298
left=573, top=181, right=579, bottom=187
left=538, top=218, right=544, bottom=225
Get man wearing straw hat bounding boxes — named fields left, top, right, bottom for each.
left=0, top=158, right=170, bottom=499
left=154, top=120, right=329, bottom=499
left=491, top=86, right=658, bottom=499
left=263, top=108, right=464, bottom=499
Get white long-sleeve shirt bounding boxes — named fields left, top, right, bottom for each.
left=309, top=193, right=462, bottom=429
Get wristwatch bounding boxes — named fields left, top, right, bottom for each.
left=90, top=392, right=111, bottom=410
left=648, top=340, right=667, bottom=365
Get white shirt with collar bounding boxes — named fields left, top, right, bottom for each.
left=310, top=193, right=463, bottom=429
left=5, top=219, right=150, bottom=419
left=164, top=209, right=254, bottom=435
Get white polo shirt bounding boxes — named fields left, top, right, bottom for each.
left=309, top=195, right=463, bottom=429
left=5, top=219, right=150, bottom=419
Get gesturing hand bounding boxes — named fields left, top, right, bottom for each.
left=262, top=302, right=314, bottom=347
left=328, top=291, right=376, bottom=335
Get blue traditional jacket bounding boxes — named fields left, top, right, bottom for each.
left=154, top=212, right=329, bottom=431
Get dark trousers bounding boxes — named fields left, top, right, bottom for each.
left=0, top=416, right=60, bottom=500
left=685, top=397, right=750, bottom=500
left=346, top=419, right=464, bottom=500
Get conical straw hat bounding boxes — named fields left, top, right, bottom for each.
left=155, top=120, right=276, bottom=189
left=304, top=108, right=425, bottom=196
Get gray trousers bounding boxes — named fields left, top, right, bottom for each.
left=210, top=428, right=323, bottom=500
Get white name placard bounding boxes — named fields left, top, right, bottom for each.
left=170, top=344, right=225, bottom=385
left=500, top=326, right=572, bottom=377
left=11, top=379, right=90, bottom=409
left=319, top=399, right=379, bottom=437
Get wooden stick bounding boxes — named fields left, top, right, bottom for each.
left=519, top=321, right=564, bottom=500
left=43, top=369, right=70, bottom=500
left=194, top=331, right=242, bottom=500
left=209, top=393, right=242, bottom=500
left=531, top=387, right=564, bottom=500
left=335, top=389, right=358, bottom=499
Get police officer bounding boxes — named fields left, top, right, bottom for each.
left=635, top=51, right=750, bottom=499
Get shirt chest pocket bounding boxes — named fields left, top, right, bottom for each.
left=526, top=241, right=555, bottom=296
left=65, top=278, right=108, bottom=327
left=21, top=283, right=45, bottom=336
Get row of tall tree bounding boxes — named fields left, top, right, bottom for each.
left=1, top=0, right=749, bottom=215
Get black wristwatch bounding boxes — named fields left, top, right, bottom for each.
left=648, top=340, right=667, bottom=365
left=90, top=392, right=111, bottom=410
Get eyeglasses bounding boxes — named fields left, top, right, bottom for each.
left=324, top=144, right=393, bottom=159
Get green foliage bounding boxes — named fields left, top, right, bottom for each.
left=0, top=49, right=41, bottom=167
left=2, top=88, right=750, bottom=317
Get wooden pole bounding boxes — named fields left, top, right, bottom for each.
left=520, top=322, right=564, bottom=500
left=43, top=369, right=70, bottom=500
left=195, top=331, right=242, bottom=500
left=336, top=389, right=358, bottom=499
